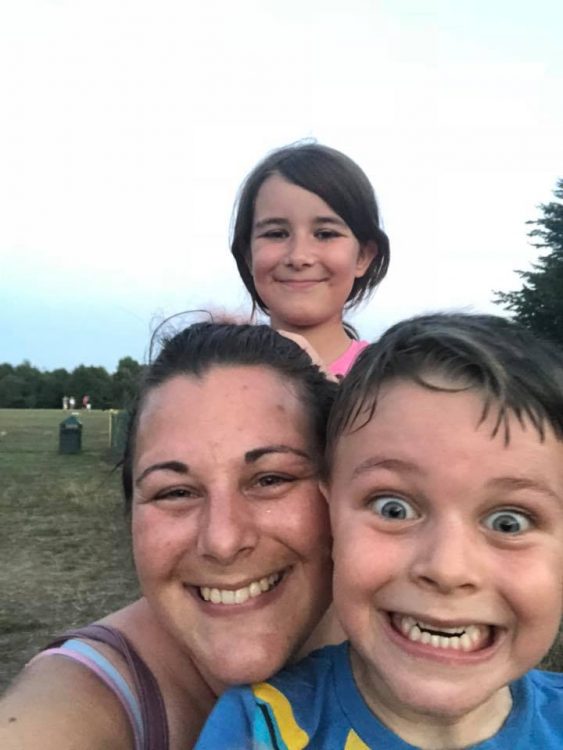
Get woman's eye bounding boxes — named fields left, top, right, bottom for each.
left=256, top=474, right=292, bottom=488
left=155, top=487, right=195, bottom=501
left=483, top=509, right=532, bottom=534
left=369, top=496, right=418, bottom=520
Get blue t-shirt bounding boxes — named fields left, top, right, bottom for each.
left=195, top=642, right=563, bottom=749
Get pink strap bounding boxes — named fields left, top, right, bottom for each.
left=30, top=647, right=143, bottom=750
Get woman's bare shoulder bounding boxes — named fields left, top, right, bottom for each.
left=0, top=653, right=133, bottom=750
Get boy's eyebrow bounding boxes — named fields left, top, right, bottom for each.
left=351, top=456, right=419, bottom=479
left=135, top=460, right=188, bottom=485
left=487, top=476, right=562, bottom=503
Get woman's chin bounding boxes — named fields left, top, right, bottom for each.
left=206, top=641, right=294, bottom=688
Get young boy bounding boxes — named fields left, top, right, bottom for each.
left=195, top=313, right=563, bottom=749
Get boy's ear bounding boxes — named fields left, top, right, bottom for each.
left=355, top=240, right=377, bottom=278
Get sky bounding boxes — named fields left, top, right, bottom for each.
left=1, top=0, right=562, bottom=372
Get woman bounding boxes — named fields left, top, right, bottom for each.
left=0, top=322, right=339, bottom=749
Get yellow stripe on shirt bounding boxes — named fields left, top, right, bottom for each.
left=344, top=729, right=371, bottom=749
left=252, top=683, right=310, bottom=750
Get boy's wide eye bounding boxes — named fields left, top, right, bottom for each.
left=483, top=509, right=532, bottom=534
left=369, top=496, right=418, bottom=520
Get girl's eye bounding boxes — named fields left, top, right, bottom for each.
left=315, top=229, right=340, bottom=240
left=369, top=496, right=418, bottom=520
left=259, top=229, right=288, bottom=240
left=483, top=509, right=532, bottom=534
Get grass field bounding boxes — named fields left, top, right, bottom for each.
left=1, top=409, right=562, bottom=694
left=0, top=409, right=137, bottom=692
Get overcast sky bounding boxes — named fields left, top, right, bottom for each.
left=1, top=0, right=562, bottom=372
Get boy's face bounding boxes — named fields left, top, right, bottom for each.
left=328, top=379, right=563, bottom=724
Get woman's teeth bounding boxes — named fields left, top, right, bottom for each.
left=200, top=573, right=281, bottom=605
left=395, top=614, right=489, bottom=652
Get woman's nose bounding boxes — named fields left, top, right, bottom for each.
left=196, top=490, right=259, bottom=564
left=409, top=519, right=484, bottom=595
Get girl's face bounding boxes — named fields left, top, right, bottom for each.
left=250, top=174, right=374, bottom=331
left=131, top=367, right=332, bottom=688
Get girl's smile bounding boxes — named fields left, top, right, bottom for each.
left=250, top=174, right=373, bottom=333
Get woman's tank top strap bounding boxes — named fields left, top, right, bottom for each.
left=35, top=639, right=144, bottom=749
left=43, top=623, right=169, bottom=750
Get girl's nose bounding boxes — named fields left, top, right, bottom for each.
left=284, top=234, right=315, bottom=268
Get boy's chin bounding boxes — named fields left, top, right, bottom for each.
left=351, top=647, right=514, bottom=730
left=395, top=677, right=510, bottom=721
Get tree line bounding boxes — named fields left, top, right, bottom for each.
left=495, top=177, right=563, bottom=346
left=0, top=356, right=143, bottom=410
left=2, top=178, right=561, bottom=410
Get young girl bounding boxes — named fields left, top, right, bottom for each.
left=231, top=142, right=390, bottom=378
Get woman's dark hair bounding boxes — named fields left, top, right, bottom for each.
left=122, top=321, right=337, bottom=512
left=231, top=142, right=390, bottom=316
left=327, top=312, right=563, bottom=460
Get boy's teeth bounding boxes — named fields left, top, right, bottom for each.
left=396, top=615, right=488, bottom=652
left=200, top=573, right=281, bottom=605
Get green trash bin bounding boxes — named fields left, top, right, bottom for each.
left=59, top=415, right=82, bottom=454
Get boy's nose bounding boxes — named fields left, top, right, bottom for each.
left=409, top=519, right=483, bottom=595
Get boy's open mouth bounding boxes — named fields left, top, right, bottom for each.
left=391, top=613, right=495, bottom=653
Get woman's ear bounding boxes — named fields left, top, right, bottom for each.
left=355, top=240, right=377, bottom=278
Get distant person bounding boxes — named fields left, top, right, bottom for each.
left=62, top=396, right=69, bottom=410
left=0, top=321, right=340, bottom=750
left=196, top=313, right=563, bottom=749
left=82, top=395, right=90, bottom=410
left=231, top=142, right=390, bottom=378
left=68, top=396, right=76, bottom=410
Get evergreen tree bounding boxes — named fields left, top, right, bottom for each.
left=495, top=179, right=563, bottom=346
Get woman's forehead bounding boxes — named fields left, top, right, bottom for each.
left=135, top=367, right=316, bottom=466
left=136, top=368, right=311, bottom=448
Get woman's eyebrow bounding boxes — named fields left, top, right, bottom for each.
left=244, top=445, right=311, bottom=463
left=135, top=460, right=189, bottom=486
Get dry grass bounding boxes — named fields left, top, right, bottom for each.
left=0, top=409, right=137, bottom=691
left=1, top=408, right=562, bottom=692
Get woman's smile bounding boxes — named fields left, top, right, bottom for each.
left=196, top=570, right=284, bottom=605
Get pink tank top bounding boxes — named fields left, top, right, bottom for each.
left=328, top=340, right=369, bottom=378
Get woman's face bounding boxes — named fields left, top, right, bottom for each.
left=132, top=366, right=332, bottom=688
